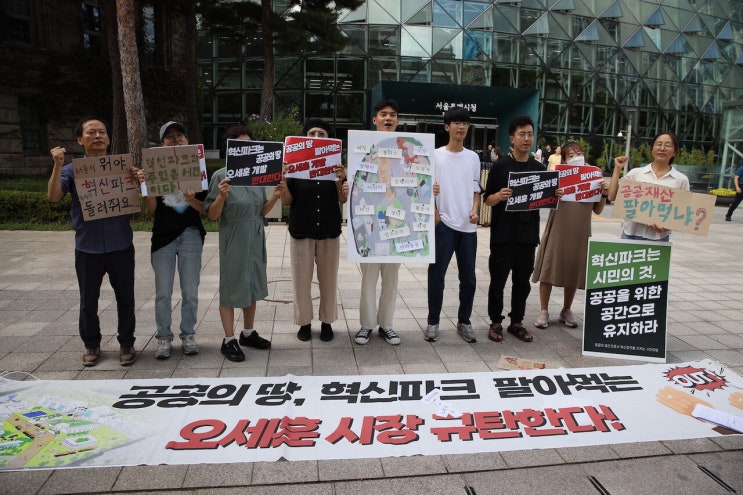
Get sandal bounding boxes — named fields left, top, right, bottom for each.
left=507, top=323, right=533, bottom=342
left=488, top=322, right=504, bottom=342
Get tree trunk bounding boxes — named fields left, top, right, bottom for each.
left=259, top=0, right=274, bottom=122
left=104, top=0, right=126, bottom=154
left=116, top=0, right=148, bottom=163
left=182, top=1, right=201, bottom=143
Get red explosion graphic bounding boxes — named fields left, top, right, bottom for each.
left=664, top=366, right=727, bottom=392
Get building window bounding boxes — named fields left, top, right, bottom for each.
left=1, top=0, right=33, bottom=44
left=82, top=1, right=102, bottom=55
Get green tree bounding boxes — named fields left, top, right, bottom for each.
left=197, top=0, right=363, bottom=121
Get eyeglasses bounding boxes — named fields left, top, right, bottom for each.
left=566, top=151, right=584, bottom=159
left=307, top=131, right=328, bottom=137
left=515, top=132, right=534, bottom=139
left=653, top=142, right=674, bottom=149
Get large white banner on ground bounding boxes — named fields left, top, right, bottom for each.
left=1, top=360, right=741, bottom=471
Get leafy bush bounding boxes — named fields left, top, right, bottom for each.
left=247, top=107, right=303, bottom=141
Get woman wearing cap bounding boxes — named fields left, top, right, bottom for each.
left=281, top=119, right=349, bottom=342
left=146, top=122, right=206, bottom=359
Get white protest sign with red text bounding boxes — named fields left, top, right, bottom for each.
left=284, top=136, right=343, bottom=181
left=555, top=164, right=604, bottom=202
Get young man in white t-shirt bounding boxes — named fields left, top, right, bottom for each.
left=425, top=107, right=481, bottom=343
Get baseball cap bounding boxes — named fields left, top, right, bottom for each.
left=159, top=121, right=186, bottom=142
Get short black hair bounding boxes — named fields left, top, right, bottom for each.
left=508, top=115, right=534, bottom=136
left=443, top=107, right=470, bottom=125
left=74, top=116, right=110, bottom=138
left=373, top=98, right=399, bottom=114
left=225, top=125, right=252, bottom=141
left=303, top=118, right=332, bottom=137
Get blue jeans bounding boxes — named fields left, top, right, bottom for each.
left=151, top=227, right=203, bottom=340
left=427, top=222, right=477, bottom=325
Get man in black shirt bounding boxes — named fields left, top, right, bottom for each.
left=482, top=115, right=545, bottom=344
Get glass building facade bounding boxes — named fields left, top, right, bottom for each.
left=199, top=0, right=743, bottom=163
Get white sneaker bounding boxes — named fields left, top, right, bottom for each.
left=154, top=339, right=171, bottom=359
left=559, top=308, right=578, bottom=328
left=457, top=322, right=477, bottom=343
left=535, top=310, right=549, bottom=329
left=182, top=335, right=199, bottom=355
left=424, top=324, right=439, bottom=342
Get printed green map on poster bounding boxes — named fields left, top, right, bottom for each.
left=583, top=238, right=672, bottom=362
left=347, top=130, right=436, bottom=263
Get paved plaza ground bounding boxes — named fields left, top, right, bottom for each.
left=0, top=203, right=741, bottom=494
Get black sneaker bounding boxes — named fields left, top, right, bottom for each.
left=239, top=330, right=271, bottom=349
left=297, top=324, right=311, bottom=341
left=320, top=323, right=334, bottom=342
left=221, top=339, right=245, bottom=362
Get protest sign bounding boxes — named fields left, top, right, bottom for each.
left=555, top=164, right=604, bottom=202
left=2, top=360, right=741, bottom=470
left=347, top=130, right=436, bottom=263
left=583, top=238, right=671, bottom=362
left=284, top=136, right=342, bottom=181
left=140, top=145, right=201, bottom=196
left=612, top=178, right=716, bottom=236
left=225, top=139, right=283, bottom=187
left=505, top=171, right=559, bottom=211
left=72, top=154, right=141, bottom=220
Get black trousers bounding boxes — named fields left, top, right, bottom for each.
left=75, top=245, right=136, bottom=349
left=726, top=192, right=743, bottom=218
left=487, top=242, right=536, bottom=325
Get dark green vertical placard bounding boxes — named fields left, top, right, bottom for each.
left=583, top=238, right=672, bottom=362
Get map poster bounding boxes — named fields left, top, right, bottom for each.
left=505, top=171, right=559, bottom=211
left=583, top=238, right=671, bottom=362
left=225, top=139, right=284, bottom=187
left=284, top=136, right=342, bottom=181
left=140, top=145, right=202, bottom=196
left=347, top=130, right=436, bottom=264
left=72, top=154, right=141, bottom=221
left=612, top=178, right=716, bottom=236
left=555, top=164, right=604, bottom=203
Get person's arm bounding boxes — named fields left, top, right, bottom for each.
left=608, top=156, right=628, bottom=202
left=262, top=182, right=284, bottom=216
left=593, top=180, right=608, bottom=215
left=735, top=175, right=741, bottom=194
left=206, top=178, right=230, bottom=221
left=470, top=192, right=481, bottom=224
left=183, top=190, right=205, bottom=214
left=47, top=147, right=66, bottom=202
left=335, top=166, right=348, bottom=203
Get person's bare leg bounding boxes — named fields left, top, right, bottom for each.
left=539, top=282, right=552, bottom=311
left=242, top=301, right=257, bottom=330
left=563, top=286, right=577, bottom=311
left=219, top=306, right=235, bottom=337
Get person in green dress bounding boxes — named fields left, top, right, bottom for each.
left=205, top=125, right=285, bottom=362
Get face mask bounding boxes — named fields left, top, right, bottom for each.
left=567, top=155, right=585, bottom=166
